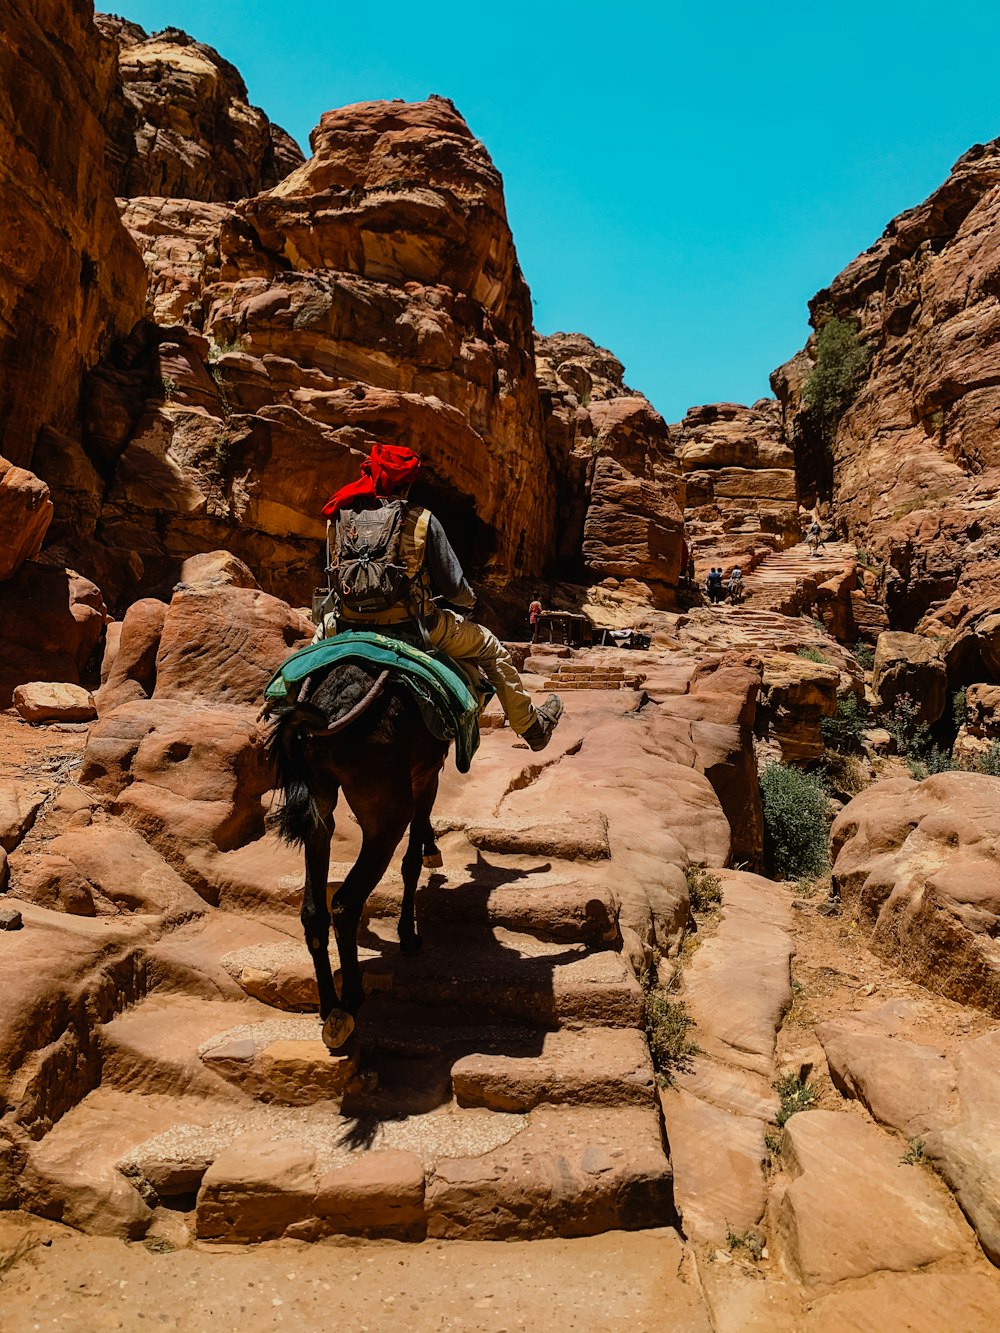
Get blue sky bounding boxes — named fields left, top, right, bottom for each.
left=112, top=1, right=1000, bottom=422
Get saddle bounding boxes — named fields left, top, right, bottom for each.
left=263, top=631, right=487, bottom=773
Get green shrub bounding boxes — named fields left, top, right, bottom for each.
left=797, top=646, right=827, bottom=664
left=821, top=692, right=868, bottom=752
left=775, top=1072, right=816, bottom=1125
left=883, top=692, right=928, bottom=758
left=853, top=643, right=875, bottom=672
left=760, top=763, right=830, bottom=880
left=951, top=687, right=967, bottom=731
left=970, top=742, right=1000, bottom=776
left=644, top=990, right=697, bottom=1086
left=685, top=865, right=722, bottom=913
left=803, top=316, right=872, bottom=443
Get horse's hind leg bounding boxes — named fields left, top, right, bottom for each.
left=399, top=768, right=440, bottom=955
left=301, top=793, right=338, bottom=1026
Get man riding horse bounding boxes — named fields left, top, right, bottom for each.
left=320, top=443, right=564, bottom=751
left=266, top=444, right=565, bottom=1049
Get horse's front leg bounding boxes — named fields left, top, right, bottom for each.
left=301, top=801, right=337, bottom=1025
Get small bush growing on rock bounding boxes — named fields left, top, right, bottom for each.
left=685, top=864, right=722, bottom=913
left=760, top=763, right=830, bottom=880
left=775, top=1073, right=816, bottom=1126
left=803, top=316, right=871, bottom=443
left=727, top=1228, right=765, bottom=1261
left=797, top=646, right=827, bottom=664
left=883, top=692, right=928, bottom=759
left=821, top=692, right=868, bottom=752
left=852, top=642, right=875, bottom=672
left=643, top=989, right=697, bottom=1086
left=951, top=687, right=967, bottom=731
left=820, top=750, right=869, bottom=798
left=901, top=1138, right=927, bottom=1166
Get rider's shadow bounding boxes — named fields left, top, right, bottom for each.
left=344, top=852, right=607, bottom=1125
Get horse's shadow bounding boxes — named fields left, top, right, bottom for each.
left=336, top=851, right=604, bottom=1138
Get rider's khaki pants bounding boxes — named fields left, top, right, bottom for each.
left=426, top=609, right=537, bottom=735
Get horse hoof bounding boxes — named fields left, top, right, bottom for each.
left=422, top=851, right=443, bottom=869
left=399, top=933, right=423, bottom=956
left=321, top=1010, right=355, bottom=1050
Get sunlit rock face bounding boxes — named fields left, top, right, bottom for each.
left=95, top=15, right=305, bottom=202
left=0, top=0, right=146, bottom=471
left=535, top=333, right=684, bottom=604
left=75, top=95, right=559, bottom=608
left=772, top=138, right=1000, bottom=677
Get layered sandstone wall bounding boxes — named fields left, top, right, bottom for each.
left=0, top=0, right=146, bottom=469
left=535, top=333, right=684, bottom=603
left=772, top=138, right=1000, bottom=676
left=94, top=15, right=305, bottom=202
left=69, top=96, right=557, bottom=609
left=671, top=399, right=799, bottom=576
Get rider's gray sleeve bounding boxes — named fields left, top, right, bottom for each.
left=426, top=515, right=476, bottom=609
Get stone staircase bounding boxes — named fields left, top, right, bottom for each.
left=540, top=663, right=646, bottom=691
left=741, top=539, right=857, bottom=614
left=13, top=853, right=673, bottom=1244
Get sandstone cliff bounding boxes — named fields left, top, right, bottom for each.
left=772, top=138, right=1000, bottom=677
left=0, top=0, right=146, bottom=470
left=66, top=96, right=557, bottom=610
left=536, top=333, right=684, bottom=603
left=671, top=399, right=799, bottom=577
left=95, top=15, right=305, bottom=202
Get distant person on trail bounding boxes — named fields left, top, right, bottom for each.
left=706, top=567, right=724, bottom=604
left=727, top=565, right=744, bottom=603
left=807, top=519, right=825, bottom=557
left=320, top=444, right=564, bottom=751
left=528, top=597, right=543, bottom=642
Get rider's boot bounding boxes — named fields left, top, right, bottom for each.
left=522, top=694, right=564, bottom=752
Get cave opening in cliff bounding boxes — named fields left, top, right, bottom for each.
left=410, top=479, right=496, bottom=581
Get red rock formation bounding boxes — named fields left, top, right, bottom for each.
left=671, top=401, right=800, bottom=577
left=0, top=0, right=146, bottom=469
left=95, top=16, right=304, bottom=202
left=72, top=97, right=564, bottom=610
left=535, top=333, right=684, bottom=603
left=772, top=139, right=1000, bottom=676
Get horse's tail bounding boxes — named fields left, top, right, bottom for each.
left=267, top=700, right=330, bottom=846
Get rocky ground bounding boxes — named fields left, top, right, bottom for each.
left=0, top=541, right=998, bottom=1329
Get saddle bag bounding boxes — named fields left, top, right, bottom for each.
left=332, top=501, right=410, bottom=617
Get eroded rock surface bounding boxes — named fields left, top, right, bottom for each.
left=96, top=16, right=304, bottom=202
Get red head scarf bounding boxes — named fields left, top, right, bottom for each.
left=322, top=444, right=421, bottom=518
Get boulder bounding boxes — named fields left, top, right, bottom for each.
left=757, top=652, right=840, bottom=763
left=771, top=1110, right=973, bottom=1285
left=873, top=631, right=947, bottom=725
left=831, top=771, right=1000, bottom=1013
left=95, top=598, right=168, bottom=714
left=13, top=682, right=96, bottom=724
left=0, top=563, right=107, bottom=707
left=0, top=459, right=53, bottom=580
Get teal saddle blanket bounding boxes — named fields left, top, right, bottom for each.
left=263, top=631, right=483, bottom=773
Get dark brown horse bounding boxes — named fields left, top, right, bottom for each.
left=269, top=661, right=448, bottom=1049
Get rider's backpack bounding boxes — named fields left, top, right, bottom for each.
left=332, top=500, right=409, bottom=618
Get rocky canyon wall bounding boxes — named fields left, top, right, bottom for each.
left=772, top=138, right=1000, bottom=677
left=94, top=16, right=305, bottom=202
left=1, top=6, right=688, bottom=627
left=0, top=0, right=146, bottom=470
left=535, top=333, right=684, bottom=602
